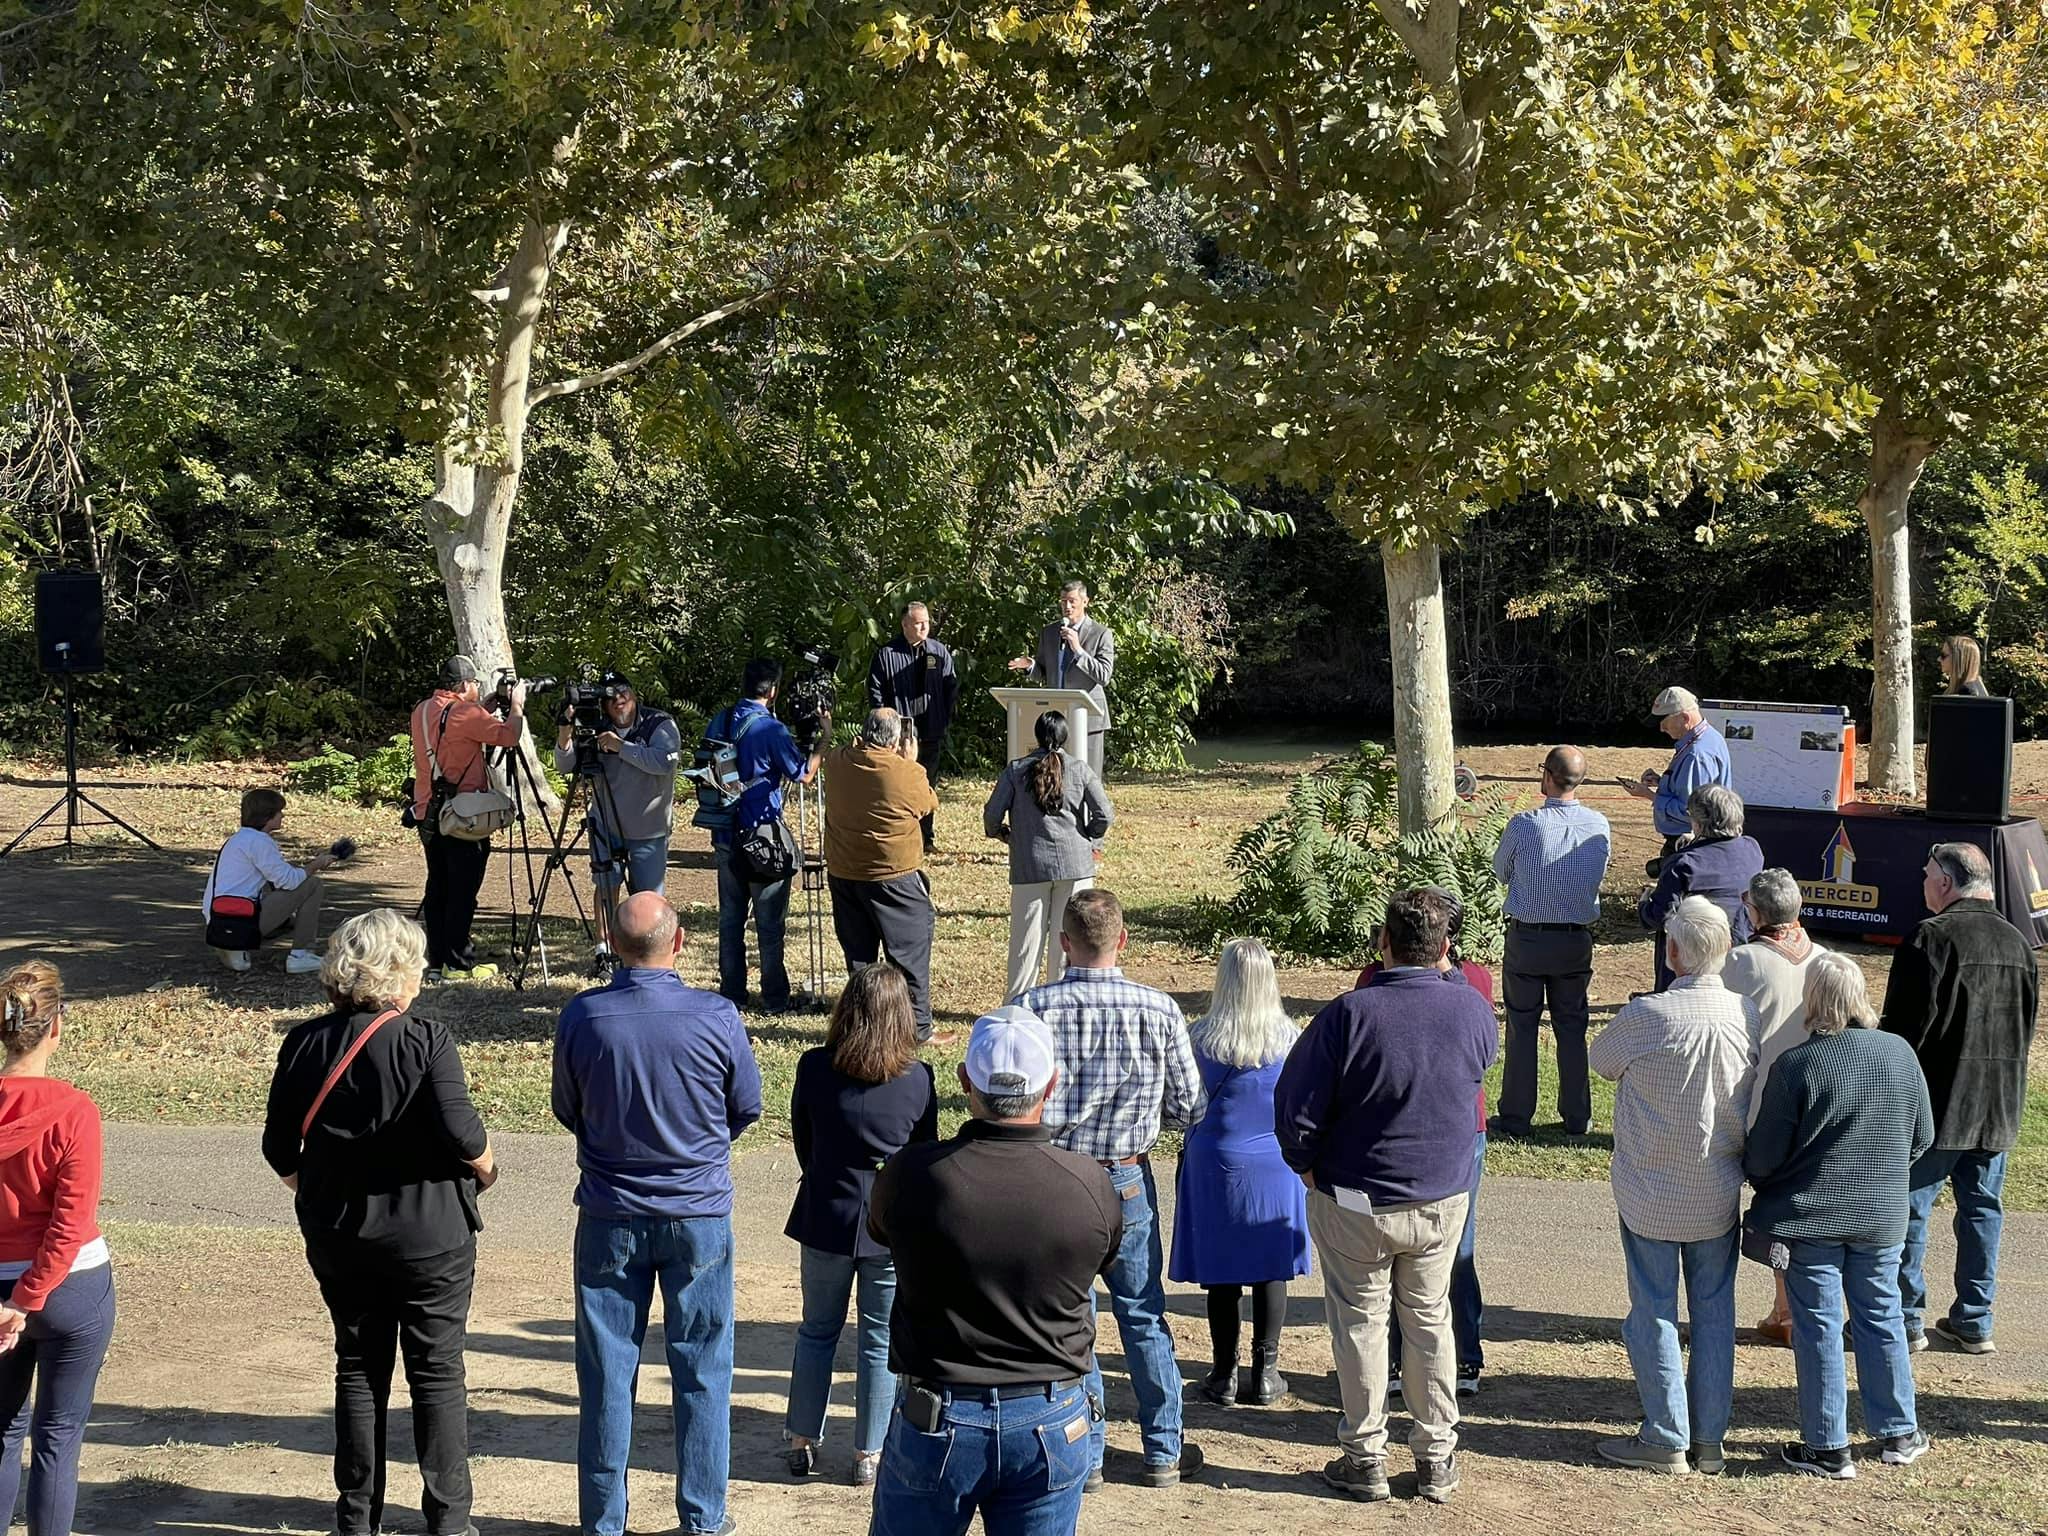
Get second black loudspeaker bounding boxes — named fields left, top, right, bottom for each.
left=33, top=570, right=105, bottom=674
left=1925, top=694, right=2012, bottom=823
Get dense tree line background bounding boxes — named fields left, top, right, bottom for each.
left=3, top=1, right=2046, bottom=790
left=6, top=283, right=2041, bottom=767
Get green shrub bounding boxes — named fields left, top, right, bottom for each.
left=354, top=734, right=417, bottom=805
left=283, top=742, right=362, bottom=799
left=1223, top=742, right=1511, bottom=965
left=284, top=733, right=415, bottom=805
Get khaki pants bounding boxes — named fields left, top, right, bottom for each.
left=1006, top=876, right=1092, bottom=1002
left=259, top=875, right=325, bottom=950
left=1309, top=1186, right=1469, bottom=1463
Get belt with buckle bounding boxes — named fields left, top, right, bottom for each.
left=912, top=1377, right=1081, bottom=1401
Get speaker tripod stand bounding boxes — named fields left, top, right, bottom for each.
left=1, top=660, right=162, bottom=858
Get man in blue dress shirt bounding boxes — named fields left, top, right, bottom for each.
left=1492, top=745, right=1611, bottom=1137
left=553, top=893, right=764, bottom=1536
left=1624, top=686, right=1733, bottom=863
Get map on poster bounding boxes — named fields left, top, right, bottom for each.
left=1704, top=700, right=1851, bottom=811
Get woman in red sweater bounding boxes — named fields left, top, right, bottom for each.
left=0, top=961, right=113, bottom=1536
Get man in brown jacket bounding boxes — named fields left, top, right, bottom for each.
left=824, top=708, right=940, bottom=1039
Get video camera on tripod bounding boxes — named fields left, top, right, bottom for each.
left=784, top=644, right=838, bottom=753
left=488, top=666, right=630, bottom=746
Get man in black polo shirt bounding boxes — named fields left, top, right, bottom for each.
left=867, top=1005, right=1121, bottom=1536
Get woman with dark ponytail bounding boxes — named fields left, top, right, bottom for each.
left=0, top=961, right=115, bottom=1536
left=984, top=709, right=1114, bottom=1000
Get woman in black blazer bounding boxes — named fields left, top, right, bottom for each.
left=781, top=962, right=937, bottom=1485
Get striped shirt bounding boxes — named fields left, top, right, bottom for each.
left=1492, top=798, right=1611, bottom=924
left=1025, top=966, right=1207, bottom=1161
left=1589, top=974, right=1759, bottom=1242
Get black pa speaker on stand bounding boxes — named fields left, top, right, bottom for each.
left=1, top=569, right=161, bottom=857
left=1925, top=695, right=2013, bottom=823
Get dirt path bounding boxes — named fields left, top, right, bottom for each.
left=81, top=1129, right=2048, bottom=1535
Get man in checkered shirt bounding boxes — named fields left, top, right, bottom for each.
left=1023, top=887, right=1208, bottom=1490
left=1590, top=895, right=1760, bottom=1476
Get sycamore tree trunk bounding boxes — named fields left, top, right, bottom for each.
left=1364, top=0, right=1482, bottom=838
left=426, top=216, right=563, bottom=806
left=419, top=210, right=777, bottom=811
left=1382, top=538, right=1458, bottom=836
left=1858, top=403, right=1937, bottom=799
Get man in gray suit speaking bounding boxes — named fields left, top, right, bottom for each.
left=1009, top=580, right=1116, bottom=760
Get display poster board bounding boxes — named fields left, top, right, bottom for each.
left=1703, top=699, right=1854, bottom=812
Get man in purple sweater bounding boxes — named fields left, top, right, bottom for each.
left=1276, top=889, right=1498, bottom=1506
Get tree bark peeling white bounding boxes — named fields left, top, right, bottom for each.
left=424, top=211, right=778, bottom=807
left=1858, top=403, right=1936, bottom=800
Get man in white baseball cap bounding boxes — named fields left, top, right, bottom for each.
left=865, top=1004, right=1122, bottom=1535
left=1624, top=684, right=1732, bottom=862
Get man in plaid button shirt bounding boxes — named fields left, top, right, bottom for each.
left=1590, top=895, right=1759, bottom=1476
left=1024, top=887, right=1208, bottom=1489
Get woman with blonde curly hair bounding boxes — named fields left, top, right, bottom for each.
left=262, top=909, right=498, bottom=1536
left=0, top=960, right=115, bottom=1536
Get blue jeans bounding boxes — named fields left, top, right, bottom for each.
left=1391, top=1130, right=1485, bottom=1374
left=869, top=1381, right=1094, bottom=1536
left=592, top=825, right=670, bottom=898
left=1784, top=1240, right=1917, bottom=1451
left=0, top=1265, right=115, bottom=1536
left=573, top=1213, right=735, bottom=1536
left=1617, top=1223, right=1737, bottom=1451
left=715, top=845, right=792, bottom=1008
left=1084, top=1160, right=1183, bottom=1470
left=786, top=1246, right=898, bottom=1456
left=1901, top=1149, right=2006, bottom=1342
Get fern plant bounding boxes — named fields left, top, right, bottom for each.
left=1224, top=743, right=1511, bottom=965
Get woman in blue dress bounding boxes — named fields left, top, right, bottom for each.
left=1171, top=937, right=1311, bottom=1406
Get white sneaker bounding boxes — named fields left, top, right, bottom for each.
left=286, top=949, right=324, bottom=975
left=219, top=949, right=253, bottom=973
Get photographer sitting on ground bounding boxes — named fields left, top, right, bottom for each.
left=202, top=787, right=340, bottom=975
left=409, top=655, right=527, bottom=983
left=823, top=709, right=939, bottom=1042
left=554, top=670, right=681, bottom=905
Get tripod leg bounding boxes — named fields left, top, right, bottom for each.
left=73, top=793, right=164, bottom=852
left=0, top=794, right=71, bottom=858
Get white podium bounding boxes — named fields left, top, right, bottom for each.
left=991, top=686, right=1104, bottom=778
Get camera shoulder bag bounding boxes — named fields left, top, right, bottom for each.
left=736, top=815, right=800, bottom=883
left=690, top=707, right=768, bottom=832
left=428, top=702, right=515, bottom=841
left=203, top=842, right=265, bottom=951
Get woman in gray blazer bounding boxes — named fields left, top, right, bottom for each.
left=983, top=710, right=1114, bottom=1000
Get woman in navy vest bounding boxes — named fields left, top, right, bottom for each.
left=1170, top=938, right=1310, bottom=1406
left=781, top=963, right=937, bottom=1485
